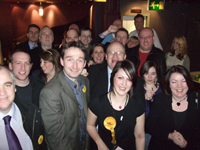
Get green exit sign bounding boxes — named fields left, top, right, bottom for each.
left=148, top=0, right=165, bottom=11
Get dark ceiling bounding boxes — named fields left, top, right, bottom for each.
left=0, top=0, right=199, bottom=3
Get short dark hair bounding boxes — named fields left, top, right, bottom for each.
left=27, top=24, right=40, bottom=33
left=61, top=41, right=86, bottom=59
left=110, top=60, right=137, bottom=98
left=115, top=28, right=129, bottom=38
left=10, top=49, right=31, bottom=63
left=163, top=65, right=194, bottom=95
left=80, top=27, right=92, bottom=36
left=134, top=14, right=144, bottom=21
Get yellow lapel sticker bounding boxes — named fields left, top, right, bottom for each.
left=38, top=135, right=43, bottom=145
left=82, top=86, right=86, bottom=93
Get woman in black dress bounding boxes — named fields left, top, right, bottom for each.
left=87, top=60, right=145, bottom=150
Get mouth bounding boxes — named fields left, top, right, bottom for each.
left=0, top=97, right=8, bottom=101
left=19, top=71, right=26, bottom=75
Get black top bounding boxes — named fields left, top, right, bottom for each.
left=146, top=92, right=200, bottom=150
left=89, top=94, right=145, bottom=150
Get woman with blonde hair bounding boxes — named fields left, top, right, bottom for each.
left=166, top=35, right=190, bottom=71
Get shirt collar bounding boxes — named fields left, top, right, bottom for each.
left=28, top=42, right=38, bottom=50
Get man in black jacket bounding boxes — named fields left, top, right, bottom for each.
left=127, top=27, right=166, bottom=81
left=9, top=50, right=47, bottom=150
left=14, top=24, right=41, bottom=51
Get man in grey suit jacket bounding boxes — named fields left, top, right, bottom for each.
left=39, top=41, right=90, bottom=150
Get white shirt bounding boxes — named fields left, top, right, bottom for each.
left=129, top=29, right=163, bottom=50
left=0, top=103, right=33, bottom=150
left=107, top=66, right=112, bottom=92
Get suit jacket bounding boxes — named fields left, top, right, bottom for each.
left=14, top=77, right=47, bottom=150
left=88, top=62, right=145, bottom=107
left=39, top=72, right=90, bottom=150
left=146, top=92, right=200, bottom=150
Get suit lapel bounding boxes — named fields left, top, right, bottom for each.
left=58, top=72, right=78, bottom=106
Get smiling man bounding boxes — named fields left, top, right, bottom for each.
left=0, top=66, right=33, bottom=150
left=39, top=41, right=90, bottom=150
left=9, top=50, right=46, bottom=150
left=127, top=27, right=166, bottom=81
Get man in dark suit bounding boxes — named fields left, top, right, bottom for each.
left=88, top=41, right=144, bottom=101
left=14, top=24, right=40, bottom=51
left=9, top=50, right=47, bottom=150
left=39, top=41, right=90, bottom=150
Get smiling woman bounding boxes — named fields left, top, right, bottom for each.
left=87, top=60, right=145, bottom=150
left=39, top=49, right=62, bottom=83
left=146, top=65, right=200, bottom=150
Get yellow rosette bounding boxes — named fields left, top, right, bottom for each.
left=104, top=116, right=116, bottom=145
left=38, top=135, right=43, bottom=145
left=82, top=86, right=86, bottom=93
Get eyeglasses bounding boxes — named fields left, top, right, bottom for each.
left=139, top=36, right=153, bottom=40
left=28, top=31, right=39, bottom=34
left=107, top=51, right=125, bottom=56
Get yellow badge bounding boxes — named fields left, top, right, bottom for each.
left=38, top=135, right=43, bottom=145
left=104, top=116, right=116, bottom=145
left=82, top=86, right=86, bottom=93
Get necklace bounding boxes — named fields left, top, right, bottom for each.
left=109, top=92, right=129, bottom=109
left=173, top=95, right=187, bottom=106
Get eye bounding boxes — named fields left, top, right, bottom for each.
left=77, top=59, right=84, bottom=63
left=5, top=84, right=12, bottom=88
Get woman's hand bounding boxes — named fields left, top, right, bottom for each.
left=145, top=89, right=155, bottom=100
left=168, top=130, right=187, bottom=148
left=96, top=143, right=109, bottom=150
left=88, top=60, right=94, bottom=67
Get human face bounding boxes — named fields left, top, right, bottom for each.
left=138, top=29, right=155, bottom=52
left=172, top=38, right=179, bottom=51
left=0, top=68, right=16, bottom=114
left=9, top=52, right=32, bottom=84
left=143, top=67, right=157, bottom=85
left=127, top=38, right=139, bottom=48
left=115, top=31, right=128, bottom=46
left=65, top=30, right=79, bottom=43
left=40, top=59, right=55, bottom=76
left=113, top=68, right=132, bottom=97
left=79, top=30, right=92, bottom=45
left=39, top=27, right=54, bottom=47
left=134, top=17, right=144, bottom=31
left=113, top=19, right=122, bottom=29
left=60, top=47, right=86, bottom=82
left=170, top=73, right=188, bottom=99
left=91, top=46, right=105, bottom=64
left=105, top=42, right=126, bottom=70
left=27, top=27, right=39, bottom=44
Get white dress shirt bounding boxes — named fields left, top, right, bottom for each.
left=107, top=66, right=112, bottom=92
left=129, top=29, right=163, bottom=50
left=0, top=103, right=33, bottom=150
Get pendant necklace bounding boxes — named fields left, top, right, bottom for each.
left=173, top=95, right=187, bottom=106
left=109, top=92, right=129, bottom=109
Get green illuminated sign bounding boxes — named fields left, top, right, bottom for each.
left=148, top=0, right=165, bottom=11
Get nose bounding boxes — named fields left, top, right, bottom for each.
left=72, top=61, right=77, bottom=69
left=0, top=87, right=6, bottom=95
left=148, top=74, right=152, bottom=79
left=21, top=63, right=25, bottom=70
left=122, top=79, right=127, bottom=86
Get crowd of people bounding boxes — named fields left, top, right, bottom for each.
left=0, top=14, right=199, bottom=150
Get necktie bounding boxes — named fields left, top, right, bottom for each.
left=3, top=115, right=22, bottom=150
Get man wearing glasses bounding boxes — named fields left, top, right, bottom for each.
left=15, top=24, right=40, bottom=51
left=127, top=27, right=166, bottom=81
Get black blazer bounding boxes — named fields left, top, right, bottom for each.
left=14, top=77, right=47, bottom=150
left=88, top=62, right=145, bottom=108
left=146, top=92, right=200, bottom=150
